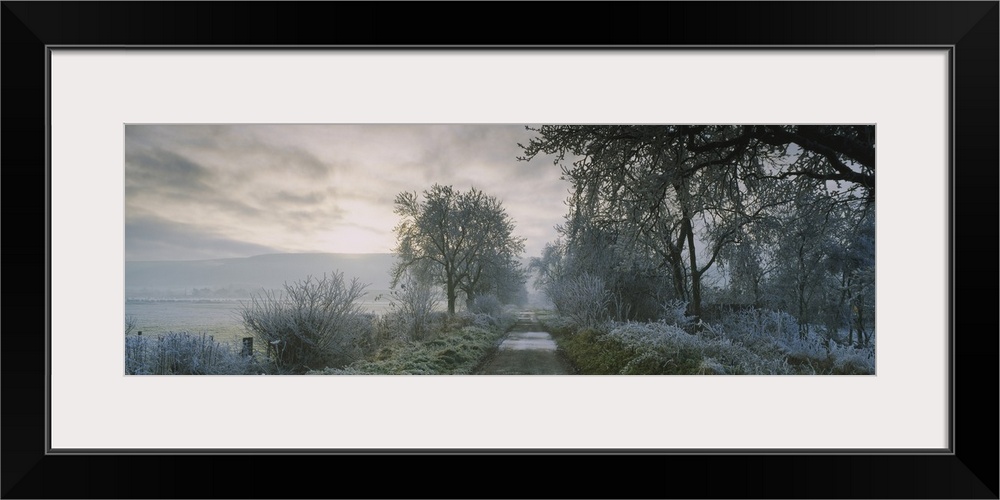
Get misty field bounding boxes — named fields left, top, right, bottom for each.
left=125, top=292, right=397, bottom=345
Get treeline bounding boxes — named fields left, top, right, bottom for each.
left=523, top=125, right=875, bottom=347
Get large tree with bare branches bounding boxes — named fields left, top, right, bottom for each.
left=519, top=125, right=874, bottom=325
left=391, top=184, right=526, bottom=315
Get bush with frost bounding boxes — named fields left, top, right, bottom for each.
left=125, top=332, right=261, bottom=375
left=240, top=271, right=369, bottom=373
left=547, top=272, right=610, bottom=329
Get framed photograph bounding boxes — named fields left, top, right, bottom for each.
left=4, top=2, right=996, bottom=498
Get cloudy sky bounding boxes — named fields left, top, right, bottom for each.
left=124, top=124, right=569, bottom=262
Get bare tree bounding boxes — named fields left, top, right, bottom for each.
left=391, top=184, right=526, bottom=315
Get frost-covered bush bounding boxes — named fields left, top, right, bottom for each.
left=351, top=313, right=397, bottom=359
left=469, top=294, right=503, bottom=317
left=828, top=339, right=876, bottom=374
left=125, top=314, right=138, bottom=336
left=125, top=332, right=261, bottom=375
left=711, top=307, right=874, bottom=374
left=470, top=313, right=496, bottom=330
left=313, top=325, right=507, bottom=375
left=722, top=308, right=799, bottom=341
left=240, top=271, right=370, bottom=373
left=659, top=299, right=695, bottom=330
left=778, top=334, right=829, bottom=364
left=595, top=322, right=794, bottom=375
left=697, top=357, right=727, bottom=375
left=548, top=272, right=610, bottom=329
left=384, top=273, right=441, bottom=341
left=536, top=313, right=576, bottom=337
left=468, top=310, right=516, bottom=333
left=365, top=312, right=409, bottom=348
left=557, top=308, right=873, bottom=375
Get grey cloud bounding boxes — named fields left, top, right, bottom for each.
left=407, top=125, right=560, bottom=185
left=125, top=148, right=215, bottom=198
left=125, top=124, right=229, bottom=150
left=238, top=141, right=332, bottom=178
left=124, top=124, right=567, bottom=260
left=124, top=148, right=266, bottom=223
left=125, top=214, right=281, bottom=261
left=449, top=124, right=542, bottom=167
left=204, top=196, right=268, bottom=221
left=266, top=190, right=328, bottom=206
left=281, top=208, right=343, bottom=228
left=260, top=189, right=346, bottom=232
left=125, top=125, right=347, bottom=237
left=128, top=125, right=334, bottom=184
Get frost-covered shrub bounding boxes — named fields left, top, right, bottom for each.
left=601, top=322, right=795, bottom=375
left=712, top=307, right=875, bottom=374
left=314, top=324, right=507, bottom=375
left=240, top=271, right=370, bottom=373
left=558, top=310, right=873, bottom=375
left=448, top=311, right=475, bottom=330
left=722, top=308, right=800, bottom=341
left=537, top=313, right=576, bottom=337
left=697, top=320, right=726, bottom=338
left=352, top=313, right=401, bottom=358
left=125, top=332, right=261, bottom=375
left=828, top=339, right=875, bottom=374
left=469, top=294, right=503, bottom=317
left=548, top=272, right=610, bottom=329
left=470, top=313, right=495, bottom=330
left=778, top=334, right=829, bottom=364
left=468, top=310, right=516, bottom=333
left=659, top=299, right=695, bottom=330
left=384, top=274, right=441, bottom=341
left=125, top=314, right=138, bottom=336
left=697, top=357, right=727, bottom=375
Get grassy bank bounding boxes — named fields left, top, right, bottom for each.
left=536, top=310, right=875, bottom=375
left=126, top=311, right=515, bottom=375
left=309, top=312, right=514, bottom=375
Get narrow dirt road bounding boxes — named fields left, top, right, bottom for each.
left=474, top=311, right=575, bottom=375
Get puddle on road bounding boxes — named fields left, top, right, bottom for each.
left=498, top=331, right=558, bottom=351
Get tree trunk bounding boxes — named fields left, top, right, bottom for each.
left=797, top=285, right=808, bottom=339
left=796, top=241, right=809, bottom=339
left=446, top=280, right=457, bottom=315
left=839, top=271, right=851, bottom=344
left=668, top=248, right=688, bottom=302
left=855, top=301, right=866, bottom=347
left=672, top=175, right=702, bottom=328
left=681, top=216, right=703, bottom=325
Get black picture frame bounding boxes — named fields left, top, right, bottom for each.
left=3, top=2, right=996, bottom=498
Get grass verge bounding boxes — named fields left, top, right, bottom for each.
left=310, top=314, right=512, bottom=375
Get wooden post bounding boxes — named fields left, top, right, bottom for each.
left=267, top=340, right=283, bottom=364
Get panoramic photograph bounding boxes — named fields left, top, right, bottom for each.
left=124, top=124, right=875, bottom=375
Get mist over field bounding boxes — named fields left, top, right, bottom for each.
left=125, top=253, right=396, bottom=298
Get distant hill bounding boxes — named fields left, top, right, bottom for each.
left=125, top=253, right=396, bottom=297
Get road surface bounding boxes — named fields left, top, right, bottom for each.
left=474, top=311, right=575, bottom=375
